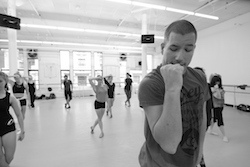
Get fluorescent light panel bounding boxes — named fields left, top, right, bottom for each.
left=195, top=13, right=219, bottom=20
left=166, top=7, right=194, bottom=15
left=106, top=0, right=219, bottom=20
left=21, top=24, right=141, bottom=37
left=0, top=39, right=142, bottom=50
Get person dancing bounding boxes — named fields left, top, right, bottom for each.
left=124, top=73, right=133, bottom=107
left=89, top=75, right=107, bottom=138
left=0, top=72, right=25, bottom=167
left=104, top=75, right=115, bottom=118
left=9, top=72, right=30, bottom=119
left=63, top=75, right=73, bottom=109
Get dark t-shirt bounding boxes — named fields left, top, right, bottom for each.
left=64, top=80, right=72, bottom=92
left=104, top=78, right=115, bottom=98
left=138, top=66, right=210, bottom=167
left=125, top=78, right=133, bottom=91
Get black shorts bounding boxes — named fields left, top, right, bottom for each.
left=19, top=99, right=27, bottom=106
left=213, top=107, right=224, bottom=126
left=94, top=100, right=105, bottom=109
left=0, top=118, right=16, bottom=137
left=64, top=91, right=72, bottom=101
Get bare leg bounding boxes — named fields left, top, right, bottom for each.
left=219, top=126, right=228, bottom=142
left=21, top=106, right=26, bottom=120
left=95, top=108, right=105, bottom=138
left=106, top=102, right=109, bottom=116
left=91, top=119, right=98, bottom=134
left=0, top=138, right=9, bottom=167
left=1, top=131, right=17, bottom=166
left=208, top=119, right=218, bottom=135
left=108, top=99, right=114, bottom=118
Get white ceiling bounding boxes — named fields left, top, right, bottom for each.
left=0, top=0, right=250, bottom=52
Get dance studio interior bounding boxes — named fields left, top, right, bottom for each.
left=0, top=0, right=250, bottom=167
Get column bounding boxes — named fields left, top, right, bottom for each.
left=69, top=50, right=74, bottom=81
left=7, top=0, right=18, bottom=75
left=23, top=49, right=28, bottom=77
left=91, top=51, right=95, bottom=77
left=141, top=13, right=147, bottom=79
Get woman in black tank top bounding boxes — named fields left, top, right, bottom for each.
left=28, top=75, right=36, bottom=108
left=10, top=72, right=30, bottom=119
left=0, top=72, right=25, bottom=166
left=104, top=75, right=115, bottom=118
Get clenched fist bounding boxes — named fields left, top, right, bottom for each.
left=160, top=64, right=184, bottom=91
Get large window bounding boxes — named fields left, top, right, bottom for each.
left=0, top=49, right=10, bottom=70
left=60, top=51, right=70, bottom=70
left=147, top=55, right=152, bottom=72
left=119, top=61, right=127, bottom=87
left=73, top=51, right=91, bottom=87
left=0, top=48, right=25, bottom=78
left=73, top=51, right=91, bottom=70
left=28, top=57, right=39, bottom=89
left=60, top=51, right=70, bottom=88
left=94, top=52, right=103, bottom=77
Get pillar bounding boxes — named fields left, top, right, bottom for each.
left=7, top=0, right=18, bottom=75
left=141, top=13, right=147, bottom=79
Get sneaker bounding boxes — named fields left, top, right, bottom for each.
left=223, top=136, right=229, bottom=142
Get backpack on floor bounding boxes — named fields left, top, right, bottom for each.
left=237, top=104, right=250, bottom=112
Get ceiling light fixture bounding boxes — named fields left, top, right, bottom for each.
left=106, top=0, right=219, bottom=20
left=20, top=24, right=163, bottom=39
left=0, top=39, right=142, bottom=51
left=166, top=7, right=194, bottom=15
left=194, top=13, right=219, bottom=20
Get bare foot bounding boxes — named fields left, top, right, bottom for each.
left=99, top=132, right=104, bottom=138
left=90, top=126, right=94, bottom=134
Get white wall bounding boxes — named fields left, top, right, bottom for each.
left=190, top=12, right=250, bottom=105
left=191, top=12, right=250, bottom=85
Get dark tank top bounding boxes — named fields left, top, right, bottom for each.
left=13, top=82, right=25, bottom=93
left=0, top=92, right=13, bottom=126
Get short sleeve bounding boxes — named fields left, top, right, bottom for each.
left=138, top=77, right=164, bottom=108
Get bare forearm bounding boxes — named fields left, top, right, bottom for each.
left=17, top=114, right=24, bottom=132
left=153, top=90, right=182, bottom=154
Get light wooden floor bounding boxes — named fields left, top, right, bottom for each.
left=9, top=94, right=250, bottom=167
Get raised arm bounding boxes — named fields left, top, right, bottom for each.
left=103, top=77, right=110, bottom=87
left=144, top=64, right=183, bottom=154
left=88, top=77, right=99, bottom=92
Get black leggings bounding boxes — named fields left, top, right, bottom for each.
left=213, top=107, right=224, bottom=126
left=124, top=89, right=131, bottom=100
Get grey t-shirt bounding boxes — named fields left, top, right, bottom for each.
left=138, top=66, right=210, bottom=167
